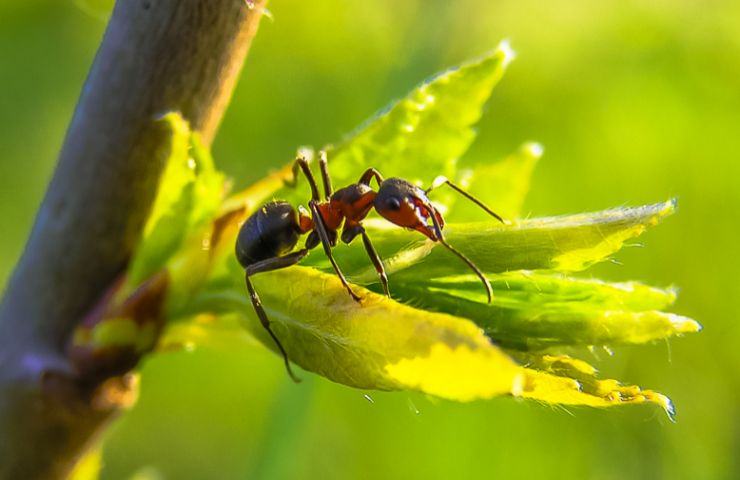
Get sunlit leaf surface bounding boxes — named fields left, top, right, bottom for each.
left=392, top=272, right=700, bottom=350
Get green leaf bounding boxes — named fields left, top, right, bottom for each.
left=186, top=260, right=680, bottom=416
left=302, top=200, right=677, bottom=282
left=127, top=113, right=225, bottom=289
left=194, top=262, right=521, bottom=401
left=127, top=113, right=195, bottom=286
left=512, top=354, right=675, bottom=417
left=188, top=133, right=226, bottom=228
left=419, top=272, right=679, bottom=311
left=389, top=272, right=700, bottom=350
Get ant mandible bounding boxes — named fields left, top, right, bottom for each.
left=235, top=151, right=505, bottom=382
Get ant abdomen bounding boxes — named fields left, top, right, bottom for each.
left=236, top=201, right=302, bottom=268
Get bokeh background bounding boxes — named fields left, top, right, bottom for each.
left=2, top=0, right=739, bottom=478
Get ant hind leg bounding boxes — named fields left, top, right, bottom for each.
left=244, top=249, right=310, bottom=383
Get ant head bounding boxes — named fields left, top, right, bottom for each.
left=373, top=178, right=445, bottom=240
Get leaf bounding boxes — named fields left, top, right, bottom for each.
left=126, top=113, right=195, bottom=286
left=188, top=133, right=226, bottom=228
left=127, top=113, right=225, bottom=289
left=512, top=354, right=675, bottom=418
left=186, top=260, right=680, bottom=416
left=420, top=272, right=679, bottom=311
left=193, top=262, right=522, bottom=401
left=302, top=200, right=677, bottom=282
left=389, top=272, right=701, bottom=350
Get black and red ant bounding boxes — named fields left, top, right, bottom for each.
left=235, top=152, right=505, bottom=381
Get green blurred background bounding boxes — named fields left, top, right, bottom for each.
left=1, top=0, right=739, bottom=478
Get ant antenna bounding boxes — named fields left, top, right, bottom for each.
left=426, top=203, right=494, bottom=303
left=426, top=176, right=506, bottom=224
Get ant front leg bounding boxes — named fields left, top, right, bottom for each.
left=244, top=249, right=310, bottom=383
left=284, top=155, right=321, bottom=202
left=318, top=150, right=333, bottom=199
left=359, top=168, right=384, bottom=188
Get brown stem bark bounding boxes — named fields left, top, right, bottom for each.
left=0, top=1, right=266, bottom=477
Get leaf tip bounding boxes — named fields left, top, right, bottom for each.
left=659, top=197, right=678, bottom=218
left=669, top=314, right=702, bottom=334
left=153, top=110, right=188, bottom=130
left=496, top=38, right=517, bottom=68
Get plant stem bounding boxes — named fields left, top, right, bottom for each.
left=0, top=1, right=266, bottom=478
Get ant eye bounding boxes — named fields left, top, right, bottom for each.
left=386, top=197, right=402, bottom=211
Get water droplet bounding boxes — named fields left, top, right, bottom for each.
left=524, top=142, right=544, bottom=158
left=587, top=345, right=601, bottom=361
left=664, top=398, right=677, bottom=423
left=407, top=398, right=420, bottom=415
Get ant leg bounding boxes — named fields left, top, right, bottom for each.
left=425, top=203, right=494, bottom=304
left=359, top=168, right=384, bottom=187
left=245, top=249, right=309, bottom=383
left=425, top=176, right=505, bottom=224
left=318, top=150, right=333, bottom=199
left=360, top=229, right=390, bottom=298
left=309, top=201, right=362, bottom=302
left=340, top=223, right=389, bottom=297
left=284, top=155, right=321, bottom=202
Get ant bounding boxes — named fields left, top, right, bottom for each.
left=235, top=151, right=505, bottom=382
